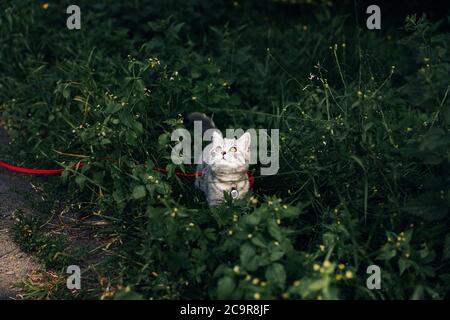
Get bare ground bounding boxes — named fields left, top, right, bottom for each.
left=0, top=122, right=116, bottom=299
left=0, top=126, right=41, bottom=299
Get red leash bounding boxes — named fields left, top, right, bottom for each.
left=0, top=161, right=255, bottom=187
left=0, top=161, right=67, bottom=174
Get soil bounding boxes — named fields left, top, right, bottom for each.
left=0, top=126, right=41, bottom=300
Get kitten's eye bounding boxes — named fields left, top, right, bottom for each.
left=212, top=146, right=221, bottom=156
left=229, top=147, right=237, bottom=152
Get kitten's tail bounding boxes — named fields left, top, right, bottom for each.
left=185, top=112, right=216, bottom=134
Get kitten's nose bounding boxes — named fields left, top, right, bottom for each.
left=221, top=151, right=226, bottom=155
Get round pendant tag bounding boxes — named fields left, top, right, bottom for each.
left=230, top=188, right=239, bottom=199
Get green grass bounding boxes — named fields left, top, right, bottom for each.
left=0, top=0, right=449, bottom=299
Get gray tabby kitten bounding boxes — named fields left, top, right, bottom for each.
left=186, top=113, right=251, bottom=206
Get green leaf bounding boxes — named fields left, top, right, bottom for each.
left=104, top=102, right=121, bottom=114
left=240, top=243, right=256, bottom=266
left=131, top=120, right=144, bottom=135
left=243, top=213, right=261, bottom=226
left=158, top=133, right=170, bottom=148
left=240, top=243, right=260, bottom=271
left=132, top=185, right=146, bottom=199
left=126, top=131, right=138, bottom=147
left=217, top=276, right=235, bottom=299
left=269, top=248, right=285, bottom=262
left=398, top=257, right=410, bottom=275
left=265, top=263, right=286, bottom=289
left=267, top=220, right=282, bottom=242
left=251, top=235, right=267, bottom=248
left=62, top=88, right=71, bottom=99
left=75, top=175, right=86, bottom=190
left=101, top=138, right=111, bottom=145
left=376, top=245, right=396, bottom=261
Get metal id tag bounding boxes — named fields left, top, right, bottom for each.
left=230, top=188, right=239, bottom=199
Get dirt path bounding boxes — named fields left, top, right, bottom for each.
left=0, top=126, right=41, bottom=299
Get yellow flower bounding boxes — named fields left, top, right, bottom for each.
left=345, top=271, right=353, bottom=279
left=233, top=265, right=240, bottom=273
left=293, top=280, right=301, bottom=287
left=148, top=57, right=160, bottom=68
left=335, top=274, right=343, bottom=281
left=254, top=292, right=261, bottom=300
left=41, top=3, right=49, bottom=10
left=338, top=263, right=345, bottom=270
left=313, top=264, right=320, bottom=271
left=252, top=278, right=260, bottom=285
left=323, top=260, right=332, bottom=268
left=319, top=244, right=325, bottom=252
left=282, top=292, right=289, bottom=299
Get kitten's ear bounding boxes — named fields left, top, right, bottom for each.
left=237, top=132, right=251, bottom=151
left=211, top=130, right=223, bottom=146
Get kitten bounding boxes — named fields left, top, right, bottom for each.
left=186, top=113, right=251, bottom=206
